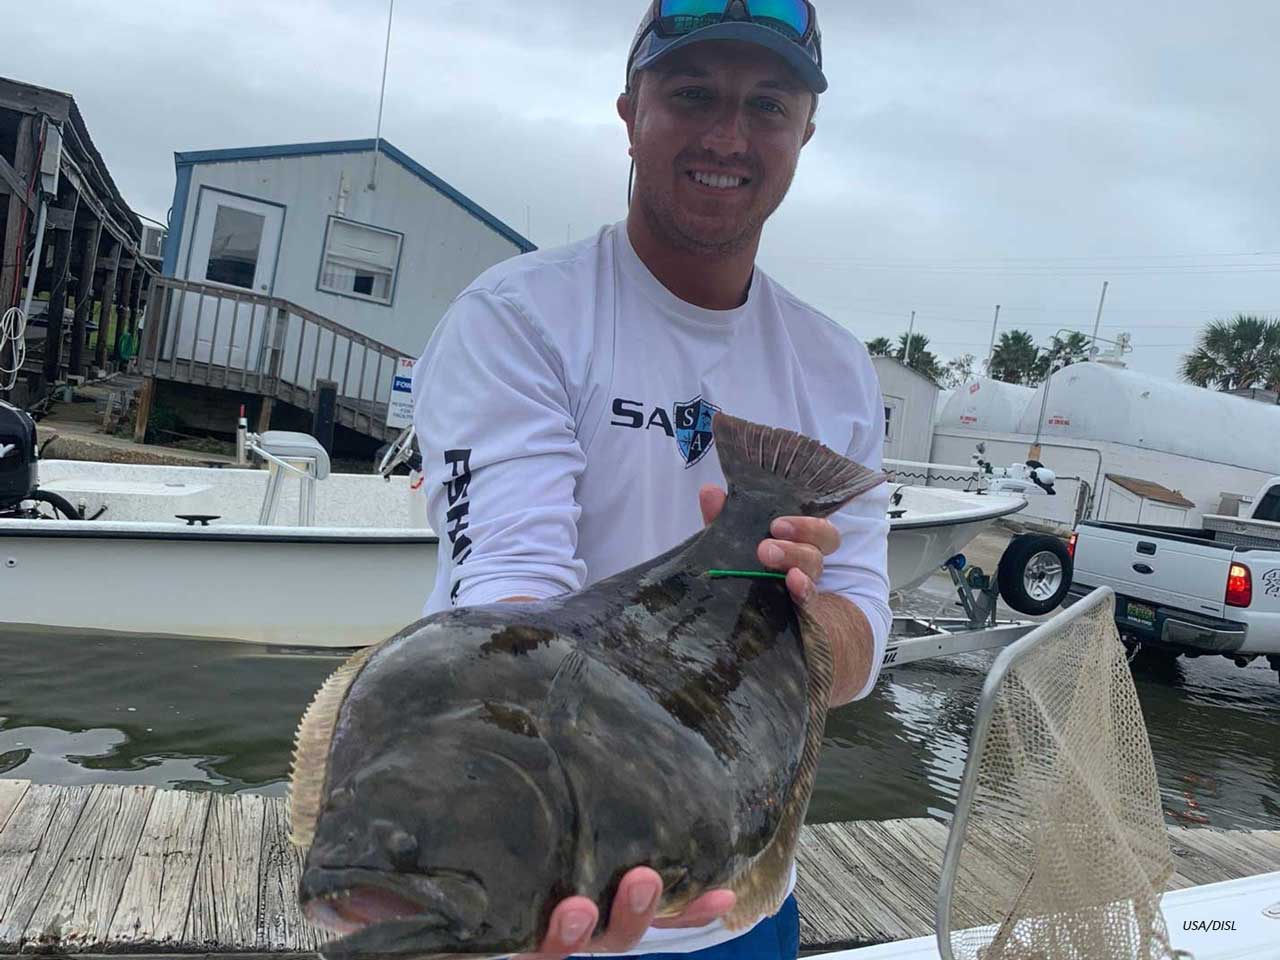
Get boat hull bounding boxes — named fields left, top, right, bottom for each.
left=887, top=487, right=1027, bottom=594
left=2, top=463, right=1026, bottom=647
left=0, top=521, right=436, bottom=648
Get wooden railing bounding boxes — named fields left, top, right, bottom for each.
left=136, top=277, right=407, bottom=441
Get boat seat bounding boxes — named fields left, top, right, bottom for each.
left=257, top=431, right=331, bottom=480
left=250, top=431, right=331, bottom=527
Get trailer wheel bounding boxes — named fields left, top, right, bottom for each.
left=997, top=534, right=1073, bottom=616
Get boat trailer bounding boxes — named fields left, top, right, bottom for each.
left=883, top=554, right=1038, bottom=669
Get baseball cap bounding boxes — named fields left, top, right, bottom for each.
left=627, top=0, right=827, bottom=94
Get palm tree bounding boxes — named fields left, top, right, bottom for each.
left=866, top=337, right=893, bottom=357
left=894, top=332, right=943, bottom=383
left=1181, top=315, right=1280, bottom=391
left=989, top=330, right=1040, bottom=385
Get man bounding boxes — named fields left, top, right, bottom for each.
left=412, top=2, right=890, bottom=957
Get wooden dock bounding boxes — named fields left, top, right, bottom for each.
left=1, top=779, right=1277, bottom=956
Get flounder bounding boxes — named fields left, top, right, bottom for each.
left=290, top=414, right=884, bottom=957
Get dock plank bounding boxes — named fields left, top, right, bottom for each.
left=107, top=789, right=212, bottom=948
left=0, top=783, right=92, bottom=949
left=0, top=779, right=29, bottom=833
left=257, top=792, right=322, bottom=952
left=0, top=780, right=1275, bottom=957
left=795, top=825, right=896, bottom=948
left=18, top=784, right=153, bottom=951
left=186, top=793, right=268, bottom=949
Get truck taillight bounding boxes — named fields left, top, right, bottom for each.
left=1067, top=532, right=1078, bottom=559
left=1226, top=563, right=1252, bottom=608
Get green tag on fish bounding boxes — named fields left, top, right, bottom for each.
left=707, top=570, right=788, bottom=581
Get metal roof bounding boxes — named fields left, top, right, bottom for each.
left=172, top=139, right=535, bottom=253
left=1105, top=474, right=1196, bottom=508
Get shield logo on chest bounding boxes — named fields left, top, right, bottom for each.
left=673, top=396, right=721, bottom=468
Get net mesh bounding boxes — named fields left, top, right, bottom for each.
left=940, top=590, right=1177, bottom=960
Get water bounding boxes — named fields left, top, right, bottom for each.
left=1, top=627, right=1276, bottom=830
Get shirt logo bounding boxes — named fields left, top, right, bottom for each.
left=673, top=396, right=720, bottom=468
left=610, top=396, right=721, bottom=469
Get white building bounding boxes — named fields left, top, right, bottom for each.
left=144, top=139, right=534, bottom=443
left=929, top=362, right=1280, bottom=531
left=872, top=356, right=940, bottom=466
left=161, top=139, right=533, bottom=363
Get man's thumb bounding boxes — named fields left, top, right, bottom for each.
left=699, top=485, right=727, bottom=527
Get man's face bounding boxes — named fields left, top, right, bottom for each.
left=618, top=41, right=816, bottom=256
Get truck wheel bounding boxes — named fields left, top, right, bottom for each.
left=997, top=534, right=1074, bottom=616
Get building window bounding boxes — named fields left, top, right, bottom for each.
left=883, top=398, right=902, bottom=444
left=318, top=217, right=403, bottom=306
left=207, top=205, right=265, bottom=290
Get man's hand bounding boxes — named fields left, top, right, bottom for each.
left=514, top=867, right=735, bottom=960
left=698, top=485, right=838, bottom=607
left=699, top=484, right=876, bottom=704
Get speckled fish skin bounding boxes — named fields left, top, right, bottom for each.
left=293, top=415, right=884, bottom=959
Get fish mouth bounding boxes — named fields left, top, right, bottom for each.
left=302, top=868, right=464, bottom=936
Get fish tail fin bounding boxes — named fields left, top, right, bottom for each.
left=711, top=414, right=886, bottom=519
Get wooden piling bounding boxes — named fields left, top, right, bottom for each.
left=132, top=376, right=156, bottom=443
left=69, top=216, right=103, bottom=377
left=113, top=260, right=136, bottom=362
left=0, top=116, right=35, bottom=320
left=39, top=194, right=80, bottom=384
left=92, top=240, right=122, bottom=372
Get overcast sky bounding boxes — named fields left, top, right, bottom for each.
left=13, top=0, right=1279, bottom=380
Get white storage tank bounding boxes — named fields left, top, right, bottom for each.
left=1017, top=363, right=1280, bottom=476
left=937, top=377, right=1036, bottom=434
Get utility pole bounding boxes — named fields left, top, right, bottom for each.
left=986, top=304, right=1001, bottom=374
left=1089, top=281, right=1109, bottom=360
left=368, top=0, right=396, bottom=190
left=904, top=310, right=916, bottom=367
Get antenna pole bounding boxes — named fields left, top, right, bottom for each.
left=986, top=304, right=1001, bottom=374
left=1089, top=280, right=1109, bottom=360
left=369, top=0, right=395, bottom=190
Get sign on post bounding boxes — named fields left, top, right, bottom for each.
left=386, top=357, right=415, bottom=430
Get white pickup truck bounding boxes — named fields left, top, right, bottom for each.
left=1068, top=477, right=1280, bottom=684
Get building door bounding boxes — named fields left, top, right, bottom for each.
left=178, top=189, right=284, bottom=369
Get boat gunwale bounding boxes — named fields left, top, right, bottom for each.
left=0, top=520, right=439, bottom=545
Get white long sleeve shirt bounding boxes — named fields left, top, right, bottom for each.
left=411, top=221, right=890, bottom=954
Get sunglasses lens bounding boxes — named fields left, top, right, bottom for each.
left=743, top=0, right=810, bottom=39
left=658, top=0, right=730, bottom=21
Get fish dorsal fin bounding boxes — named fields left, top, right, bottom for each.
left=712, top=414, right=886, bottom=519
left=288, top=643, right=380, bottom=848
left=722, top=603, right=834, bottom=930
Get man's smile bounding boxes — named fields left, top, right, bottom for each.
left=685, top=169, right=753, bottom=192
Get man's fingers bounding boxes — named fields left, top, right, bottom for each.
left=590, top=867, right=664, bottom=953
left=785, top=568, right=815, bottom=606
left=651, top=889, right=737, bottom=929
left=759, top=539, right=825, bottom=584
left=700, top=485, right=727, bottom=527
left=771, top=516, right=840, bottom=556
left=515, top=896, right=598, bottom=960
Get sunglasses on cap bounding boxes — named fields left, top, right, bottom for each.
left=626, top=0, right=826, bottom=96
left=649, top=0, right=818, bottom=45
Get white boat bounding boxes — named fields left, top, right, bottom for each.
left=0, top=456, right=1024, bottom=648
left=813, top=869, right=1280, bottom=960
left=885, top=484, right=1025, bottom=593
